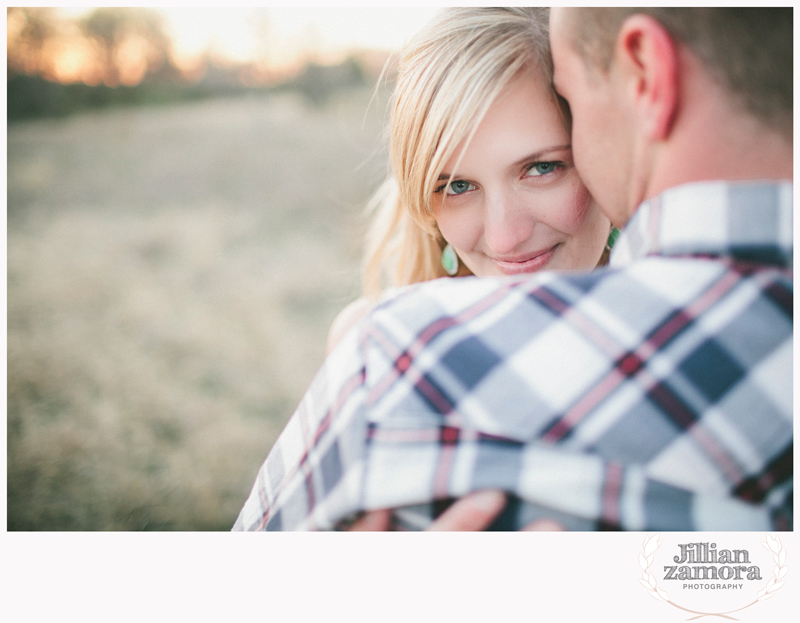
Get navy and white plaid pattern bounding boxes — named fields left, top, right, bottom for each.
left=234, top=181, right=793, bottom=531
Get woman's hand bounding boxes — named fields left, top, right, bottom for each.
left=347, top=490, right=565, bottom=531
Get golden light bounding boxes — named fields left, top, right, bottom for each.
left=7, top=8, right=26, bottom=43
left=48, top=37, right=103, bottom=85
left=115, top=34, right=155, bottom=86
left=12, top=7, right=444, bottom=86
left=159, top=7, right=264, bottom=65
left=154, top=7, right=443, bottom=70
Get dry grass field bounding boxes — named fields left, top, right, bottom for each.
left=7, top=88, right=389, bottom=530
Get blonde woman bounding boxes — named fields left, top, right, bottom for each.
left=328, top=7, right=615, bottom=352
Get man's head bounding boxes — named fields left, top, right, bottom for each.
left=549, top=8, right=793, bottom=227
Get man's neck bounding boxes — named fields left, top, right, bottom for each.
left=646, top=111, right=792, bottom=200
left=626, top=52, right=792, bottom=222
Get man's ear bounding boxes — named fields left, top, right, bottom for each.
left=613, top=14, right=679, bottom=141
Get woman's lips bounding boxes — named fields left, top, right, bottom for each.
left=492, top=245, right=558, bottom=275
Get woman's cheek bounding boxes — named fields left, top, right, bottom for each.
left=434, top=203, right=481, bottom=252
left=545, top=180, right=593, bottom=233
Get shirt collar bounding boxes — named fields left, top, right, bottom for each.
left=610, top=180, right=793, bottom=268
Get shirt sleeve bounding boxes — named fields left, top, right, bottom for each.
left=232, top=315, right=373, bottom=531
left=233, top=270, right=790, bottom=531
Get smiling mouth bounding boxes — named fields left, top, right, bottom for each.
left=492, top=245, right=559, bottom=275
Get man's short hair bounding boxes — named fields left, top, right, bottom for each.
left=565, top=8, right=792, bottom=133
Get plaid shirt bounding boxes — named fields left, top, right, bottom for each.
left=234, top=180, right=793, bottom=531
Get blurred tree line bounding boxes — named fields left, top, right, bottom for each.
left=7, top=7, right=374, bottom=121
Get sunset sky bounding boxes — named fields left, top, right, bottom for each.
left=58, top=6, right=443, bottom=69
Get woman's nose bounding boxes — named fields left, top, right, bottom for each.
left=483, top=191, right=535, bottom=256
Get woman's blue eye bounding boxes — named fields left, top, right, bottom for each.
left=528, top=162, right=559, bottom=176
left=445, top=180, right=475, bottom=195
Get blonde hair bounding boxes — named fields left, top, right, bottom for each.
left=363, top=7, right=561, bottom=298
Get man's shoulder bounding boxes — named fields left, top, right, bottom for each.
left=370, top=271, right=570, bottom=327
left=362, top=253, right=790, bottom=345
left=371, top=261, right=661, bottom=317
left=362, top=266, right=623, bottom=346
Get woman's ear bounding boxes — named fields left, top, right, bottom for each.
left=613, top=14, right=679, bottom=142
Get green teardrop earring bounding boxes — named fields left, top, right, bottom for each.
left=606, top=226, right=620, bottom=252
left=441, top=243, right=459, bottom=276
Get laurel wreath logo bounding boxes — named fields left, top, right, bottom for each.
left=638, top=533, right=788, bottom=620
left=756, top=534, right=789, bottom=602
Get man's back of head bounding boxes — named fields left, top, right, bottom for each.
left=549, top=8, right=793, bottom=225
left=567, top=8, right=792, bottom=135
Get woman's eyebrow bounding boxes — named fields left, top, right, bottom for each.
left=437, top=170, right=460, bottom=182
left=436, top=144, right=573, bottom=182
left=511, top=144, right=572, bottom=167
